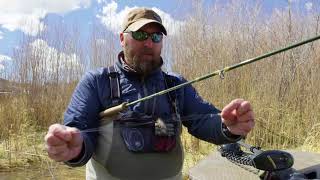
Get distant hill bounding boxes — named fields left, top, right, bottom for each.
left=0, top=78, right=16, bottom=93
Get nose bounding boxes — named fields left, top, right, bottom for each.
left=143, top=37, right=153, bottom=48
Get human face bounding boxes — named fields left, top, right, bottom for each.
left=120, top=23, right=163, bottom=76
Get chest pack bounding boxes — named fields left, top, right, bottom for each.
left=107, top=65, right=181, bottom=153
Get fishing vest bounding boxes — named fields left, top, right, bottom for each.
left=86, top=65, right=184, bottom=180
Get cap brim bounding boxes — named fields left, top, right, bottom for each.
left=125, top=19, right=167, bottom=35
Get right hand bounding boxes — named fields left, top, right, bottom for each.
left=44, top=124, right=84, bottom=162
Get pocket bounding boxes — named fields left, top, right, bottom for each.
left=121, top=126, right=153, bottom=152
left=118, top=119, right=177, bottom=153
left=154, top=136, right=176, bottom=152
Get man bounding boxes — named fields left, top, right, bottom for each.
left=45, top=7, right=255, bottom=180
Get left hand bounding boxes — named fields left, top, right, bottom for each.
left=221, top=99, right=255, bottom=136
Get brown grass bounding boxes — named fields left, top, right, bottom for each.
left=0, top=0, right=319, bottom=178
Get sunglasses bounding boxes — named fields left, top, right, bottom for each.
left=124, top=31, right=163, bottom=43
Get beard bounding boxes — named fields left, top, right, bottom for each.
left=123, top=48, right=162, bottom=76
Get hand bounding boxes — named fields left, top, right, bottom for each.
left=44, top=124, right=83, bottom=162
left=221, top=99, right=255, bottom=136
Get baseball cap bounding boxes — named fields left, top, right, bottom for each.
left=122, top=8, right=167, bottom=35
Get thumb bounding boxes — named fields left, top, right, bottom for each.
left=221, top=99, right=243, bottom=125
left=48, top=124, right=70, bottom=141
left=67, top=127, right=83, bottom=147
left=51, top=124, right=73, bottom=142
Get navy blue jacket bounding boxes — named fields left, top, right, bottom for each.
left=64, top=52, right=239, bottom=166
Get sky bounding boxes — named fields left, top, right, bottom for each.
left=0, top=0, right=318, bottom=77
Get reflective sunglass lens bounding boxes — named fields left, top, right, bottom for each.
left=131, top=31, right=163, bottom=43
left=151, top=33, right=162, bottom=43
left=132, top=31, right=148, bottom=41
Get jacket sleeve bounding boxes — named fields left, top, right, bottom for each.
left=63, top=71, right=104, bottom=167
left=177, top=76, right=241, bottom=145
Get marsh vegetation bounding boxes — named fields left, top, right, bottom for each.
left=0, top=1, right=319, bottom=179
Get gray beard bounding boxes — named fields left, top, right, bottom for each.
left=124, top=52, right=161, bottom=76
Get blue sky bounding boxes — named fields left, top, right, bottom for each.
left=0, top=0, right=318, bottom=76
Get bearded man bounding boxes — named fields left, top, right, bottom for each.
left=45, top=7, right=255, bottom=180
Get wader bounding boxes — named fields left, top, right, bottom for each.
left=86, top=66, right=184, bottom=180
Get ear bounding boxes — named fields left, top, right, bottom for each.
left=120, top=32, right=125, bottom=47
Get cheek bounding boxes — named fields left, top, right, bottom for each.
left=126, top=41, right=142, bottom=52
left=155, top=42, right=163, bottom=51
left=125, top=42, right=135, bottom=54
left=154, top=45, right=162, bottom=55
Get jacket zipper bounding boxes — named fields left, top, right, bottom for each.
left=141, top=77, right=149, bottom=112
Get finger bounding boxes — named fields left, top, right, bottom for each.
left=236, top=101, right=252, bottom=116
left=67, top=128, right=83, bottom=147
left=47, top=150, right=70, bottom=162
left=237, top=110, right=255, bottom=122
left=54, top=128, right=73, bottom=142
left=46, top=143, right=68, bottom=155
left=48, top=123, right=66, bottom=133
left=236, top=120, right=255, bottom=135
left=247, top=120, right=255, bottom=131
left=221, top=99, right=244, bottom=120
left=240, top=120, right=255, bottom=133
left=227, top=118, right=255, bottom=135
left=45, top=133, right=66, bottom=146
left=46, top=124, right=72, bottom=142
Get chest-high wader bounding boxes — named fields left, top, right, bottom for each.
left=90, top=65, right=183, bottom=180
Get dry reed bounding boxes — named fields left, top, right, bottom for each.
left=0, top=0, right=319, bottom=178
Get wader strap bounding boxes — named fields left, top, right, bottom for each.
left=163, top=72, right=181, bottom=118
left=107, top=65, right=121, bottom=106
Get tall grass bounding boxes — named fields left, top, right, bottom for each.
left=0, top=0, right=319, bottom=175
left=171, top=0, right=320, bottom=148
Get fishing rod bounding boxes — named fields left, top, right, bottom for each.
left=99, top=34, right=320, bottom=118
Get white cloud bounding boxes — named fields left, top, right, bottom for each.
left=305, top=2, right=313, bottom=11
left=97, top=1, right=185, bottom=35
left=0, top=55, right=12, bottom=61
left=155, top=9, right=185, bottom=35
left=0, top=54, right=12, bottom=73
left=96, top=1, right=122, bottom=33
left=0, top=0, right=91, bottom=36
left=97, top=0, right=107, bottom=4
left=29, top=39, right=82, bottom=81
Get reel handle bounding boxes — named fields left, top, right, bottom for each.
left=99, top=102, right=128, bottom=118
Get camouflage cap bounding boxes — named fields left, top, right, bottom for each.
left=122, top=7, right=167, bottom=35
